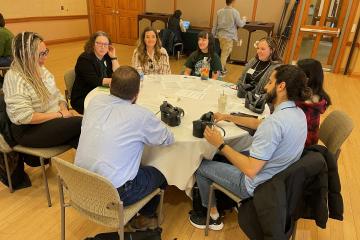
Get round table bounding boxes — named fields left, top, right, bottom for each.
left=84, top=75, right=269, bottom=194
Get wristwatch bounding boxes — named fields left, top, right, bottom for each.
left=110, top=57, right=118, bottom=60
left=218, top=143, right=226, bottom=152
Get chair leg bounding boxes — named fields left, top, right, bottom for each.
left=205, top=184, right=214, bottom=236
left=40, top=157, right=52, bottom=207
left=3, top=152, right=13, bottom=193
left=58, top=176, right=66, bottom=240
left=118, top=230, right=124, bottom=240
left=157, top=189, right=165, bottom=227
left=118, top=202, right=124, bottom=240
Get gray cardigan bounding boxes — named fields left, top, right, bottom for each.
left=238, top=57, right=281, bottom=94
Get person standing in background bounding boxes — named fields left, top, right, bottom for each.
left=0, top=13, right=14, bottom=67
left=212, top=0, right=246, bottom=75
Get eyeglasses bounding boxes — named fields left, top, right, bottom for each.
left=95, top=42, right=110, bottom=47
left=39, top=48, right=49, bottom=58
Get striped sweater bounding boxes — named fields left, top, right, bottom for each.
left=3, top=66, right=66, bottom=125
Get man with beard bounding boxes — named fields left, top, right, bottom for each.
left=189, top=65, right=311, bottom=230
left=75, top=66, right=174, bottom=229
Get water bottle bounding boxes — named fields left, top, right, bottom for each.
left=138, top=71, right=144, bottom=88
left=200, top=57, right=210, bottom=80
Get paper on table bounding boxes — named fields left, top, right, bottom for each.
left=181, top=81, right=209, bottom=92
left=161, top=81, right=181, bottom=89
left=175, top=89, right=206, bottom=100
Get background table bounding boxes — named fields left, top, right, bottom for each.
left=85, top=75, right=268, bottom=194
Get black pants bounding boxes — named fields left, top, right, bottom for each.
left=11, top=116, right=82, bottom=149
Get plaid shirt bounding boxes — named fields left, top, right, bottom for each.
left=131, top=47, right=171, bottom=75
left=296, top=99, right=327, bottom=147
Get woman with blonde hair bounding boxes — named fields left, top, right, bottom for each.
left=2, top=32, right=82, bottom=148
left=132, top=26, right=171, bottom=75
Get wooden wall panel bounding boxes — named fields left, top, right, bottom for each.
left=177, top=0, right=212, bottom=27
left=145, top=0, right=174, bottom=14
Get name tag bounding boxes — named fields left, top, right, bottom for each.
left=247, top=68, right=255, bottom=75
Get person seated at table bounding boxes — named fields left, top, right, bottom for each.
left=75, top=66, right=174, bottom=230
left=237, top=37, right=282, bottom=95
left=132, top=26, right=171, bottom=75
left=71, top=31, right=120, bottom=114
left=0, top=13, right=14, bottom=67
left=184, top=31, right=222, bottom=80
left=167, top=9, right=186, bottom=43
left=3, top=32, right=82, bottom=149
left=189, top=65, right=311, bottom=230
left=296, top=58, right=332, bottom=147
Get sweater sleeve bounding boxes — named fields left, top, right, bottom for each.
left=3, top=71, right=34, bottom=125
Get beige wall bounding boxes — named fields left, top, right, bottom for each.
left=145, top=0, right=288, bottom=30
left=1, top=0, right=89, bottom=43
left=145, top=0, right=174, bottom=14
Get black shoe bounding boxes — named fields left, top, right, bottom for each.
left=189, top=211, right=223, bottom=230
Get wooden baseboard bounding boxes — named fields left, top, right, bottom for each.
left=45, top=36, right=89, bottom=45
left=350, top=72, right=360, bottom=78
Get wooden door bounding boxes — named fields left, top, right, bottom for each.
left=91, top=0, right=119, bottom=42
left=115, top=0, right=145, bottom=45
left=290, top=0, right=351, bottom=70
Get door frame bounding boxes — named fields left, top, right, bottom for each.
left=284, top=0, right=359, bottom=73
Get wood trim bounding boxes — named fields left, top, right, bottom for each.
left=174, top=0, right=177, bottom=12
left=327, top=0, right=350, bottom=65
left=334, top=0, right=360, bottom=73
left=86, top=0, right=94, bottom=35
left=45, top=36, right=88, bottom=45
left=6, top=15, right=88, bottom=24
left=350, top=72, right=360, bottom=78
left=284, top=0, right=302, bottom=63
left=252, top=0, right=258, bottom=21
left=210, top=0, right=215, bottom=28
left=346, top=42, right=360, bottom=47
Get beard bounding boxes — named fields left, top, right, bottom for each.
left=266, top=87, right=277, bottom=104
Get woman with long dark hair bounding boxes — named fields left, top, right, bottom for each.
left=132, top=26, right=171, bottom=75
left=297, top=58, right=332, bottom=147
left=184, top=31, right=222, bottom=79
left=167, top=9, right=186, bottom=43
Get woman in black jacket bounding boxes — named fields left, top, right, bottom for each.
left=71, top=31, right=120, bottom=114
left=167, top=10, right=185, bottom=43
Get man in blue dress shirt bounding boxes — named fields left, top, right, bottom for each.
left=189, top=65, right=311, bottom=230
left=75, top=66, right=174, bottom=229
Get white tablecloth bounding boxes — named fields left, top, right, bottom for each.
left=84, top=75, right=268, bottom=193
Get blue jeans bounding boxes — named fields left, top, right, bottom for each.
left=196, top=159, right=251, bottom=208
left=117, top=166, right=167, bottom=217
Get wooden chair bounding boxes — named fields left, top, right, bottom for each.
left=53, top=157, right=164, bottom=240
